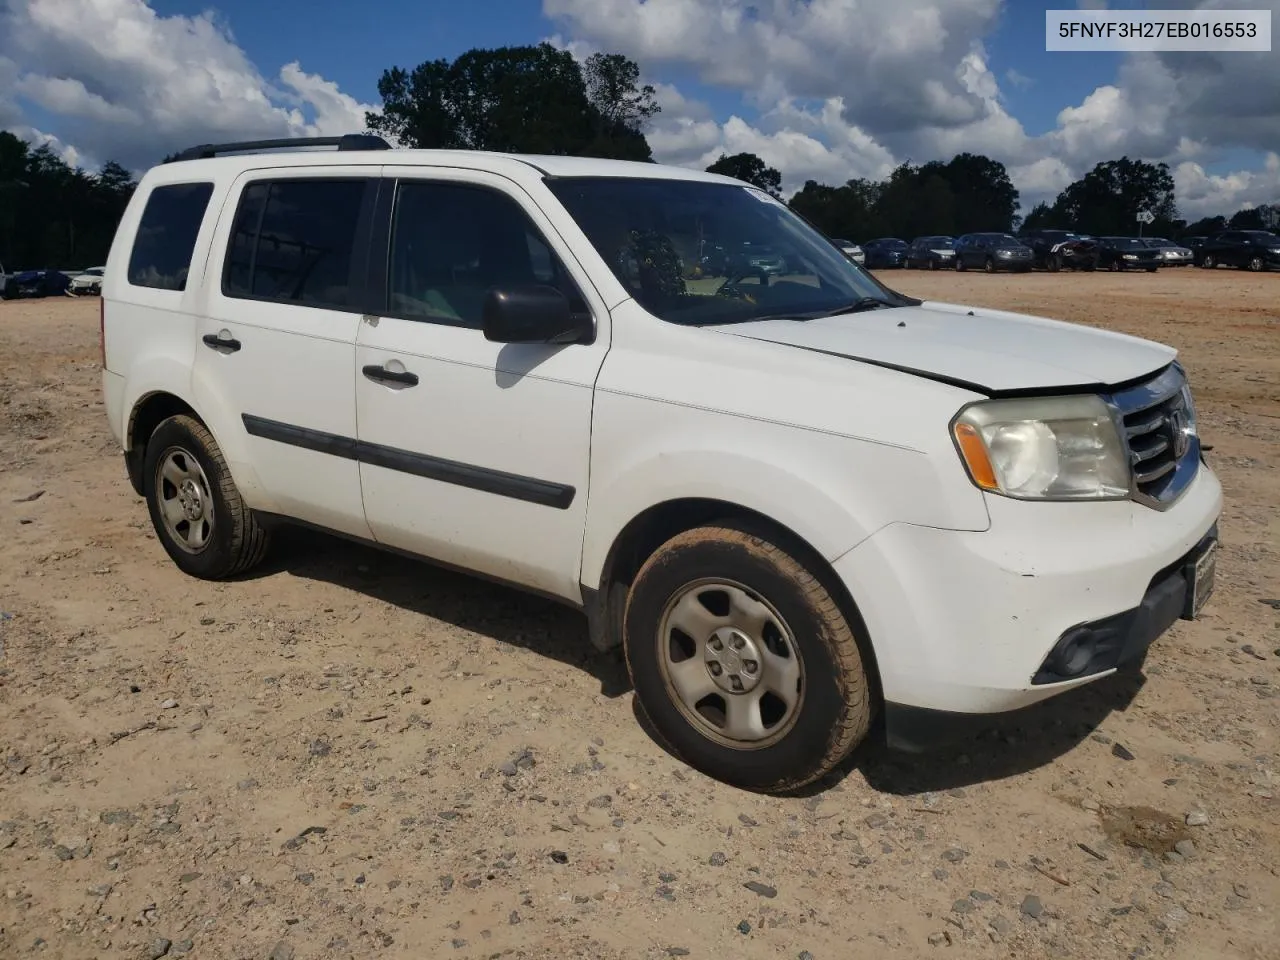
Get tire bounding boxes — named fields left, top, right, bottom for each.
left=142, top=414, right=270, bottom=579
left=928, top=259, right=938, bottom=271
left=1047, top=254, right=1062, bottom=273
left=623, top=521, right=874, bottom=793
left=984, top=257, right=995, bottom=274
left=955, top=257, right=966, bottom=272
left=1108, top=259, right=1121, bottom=272
left=1201, top=253, right=1216, bottom=269
left=1247, top=255, right=1264, bottom=272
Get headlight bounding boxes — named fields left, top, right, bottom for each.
left=952, top=395, right=1130, bottom=500
left=1123, top=254, right=1137, bottom=260
left=996, top=250, right=1012, bottom=257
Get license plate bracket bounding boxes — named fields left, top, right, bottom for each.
left=1182, top=538, right=1218, bottom=620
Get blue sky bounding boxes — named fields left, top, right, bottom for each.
left=2, top=0, right=1277, bottom=217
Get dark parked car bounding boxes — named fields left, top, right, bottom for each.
left=3, top=269, right=71, bottom=299
left=905, top=236, right=956, bottom=269
left=1196, top=230, right=1280, bottom=271
left=699, top=240, right=787, bottom=279
left=1095, top=237, right=1162, bottom=272
left=1017, top=228, right=1100, bottom=271
left=862, top=238, right=909, bottom=268
left=953, top=233, right=1034, bottom=273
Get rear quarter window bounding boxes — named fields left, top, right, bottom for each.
left=127, top=182, right=215, bottom=291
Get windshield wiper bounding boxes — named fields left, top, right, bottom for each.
left=745, top=296, right=902, bottom=324
left=750, top=297, right=899, bottom=323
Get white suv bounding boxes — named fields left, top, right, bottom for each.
left=100, top=135, right=1222, bottom=792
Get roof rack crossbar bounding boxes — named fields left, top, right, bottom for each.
left=167, top=134, right=392, bottom=163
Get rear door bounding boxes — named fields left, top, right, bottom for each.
left=353, top=168, right=611, bottom=602
left=191, top=167, right=379, bottom=539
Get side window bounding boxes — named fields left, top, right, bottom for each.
left=223, top=178, right=367, bottom=311
left=387, top=180, right=587, bottom=329
left=127, top=182, right=215, bottom=291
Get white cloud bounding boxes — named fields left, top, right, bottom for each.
left=0, top=0, right=378, bottom=171
left=1175, top=153, right=1280, bottom=220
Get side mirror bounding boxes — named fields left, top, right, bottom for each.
left=481, top=285, right=592, bottom=345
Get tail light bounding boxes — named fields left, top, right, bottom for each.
left=99, top=298, right=106, bottom=368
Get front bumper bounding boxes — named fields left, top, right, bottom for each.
left=833, top=460, right=1223, bottom=747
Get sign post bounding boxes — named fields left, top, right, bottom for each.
left=1136, top=209, right=1155, bottom=237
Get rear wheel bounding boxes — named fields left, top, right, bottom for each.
left=1201, top=253, right=1217, bottom=269
left=1247, top=255, right=1265, bottom=272
left=623, top=522, right=874, bottom=793
left=143, top=414, right=270, bottom=579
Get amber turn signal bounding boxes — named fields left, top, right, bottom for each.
left=953, top=422, right=998, bottom=491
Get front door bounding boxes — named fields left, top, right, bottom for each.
left=354, top=169, right=611, bottom=602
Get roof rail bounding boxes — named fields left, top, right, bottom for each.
left=166, top=134, right=392, bottom=163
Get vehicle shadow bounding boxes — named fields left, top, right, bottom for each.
left=821, top=664, right=1150, bottom=797
left=247, top=524, right=633, bottom=699
left=632, top=662, right=1150, bottom=796
left=250, top=524, right=1149, bottom=794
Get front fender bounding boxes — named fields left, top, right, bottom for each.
left=580, top=392, right=991, bottom=592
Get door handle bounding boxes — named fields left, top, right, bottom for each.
left=362, top=364, right=419, bottom=388
left=202, top=332, right=241, bottom=353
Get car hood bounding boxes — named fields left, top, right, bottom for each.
left=706, top=300, right=1175, bottom=393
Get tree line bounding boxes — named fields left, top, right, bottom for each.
left=2, top=41, right=1275, bottom=272
left=1, top=131, right=137, bottom=271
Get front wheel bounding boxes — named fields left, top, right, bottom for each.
left=623, top=522, right=874, bottom=793
left=1247, top=255, right=1265, bottom=272
left=143, top=414, right=270, bottom=579
left=1201, top=253, right=1216, bottom=269
left=983, top=257, right=995, bottom=274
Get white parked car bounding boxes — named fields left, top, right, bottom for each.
left=1142, top=238, right=1193, bottom=266
left=100, top=135, right=1222, bottom=792
left=69, top=265, right=106, bottom=295
left=832, top=238, right=865, bottom=265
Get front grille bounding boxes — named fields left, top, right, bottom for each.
left=1108, top=364, right=1200, bottom=509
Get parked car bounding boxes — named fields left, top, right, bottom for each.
left=831, top=238, right=865, bottom=265
left=699, top=241, right=786, bottom=280
left=3, top=268, right=70, bottom=298
left=69, top=265, right=107, bottom=294
left=100, top=134, right=1222, bottom=793
left=1196, top=230, right=1280, bottom=271
left=1017, top=229, right=1100, bottom=271
left=904, top=236, right=956, bottom=270
left=861, top=237, right=909, bottom=268
left=953, top=233, right=1035, bottom=272
left=1095, top=237, right=1162, bottom=272
left=1140, top=238, right=1193, bottom=267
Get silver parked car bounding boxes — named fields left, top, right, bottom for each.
left=1142, top=238, right=1193, bottom=266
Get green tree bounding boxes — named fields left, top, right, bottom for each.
left=1050, top=157, right=1179, bottom=236
left=936, top=153, right=1020, bottom=232
left=0, top=131, right=136, bottom=272
left=706, top=152, right=782, bottom=196
left=366, top=44, right=657, bottom=161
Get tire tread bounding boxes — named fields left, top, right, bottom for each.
left=623, top=522, right=871, bottom=793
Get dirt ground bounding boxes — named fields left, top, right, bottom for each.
left=1, top=268, right=1277, bottom=960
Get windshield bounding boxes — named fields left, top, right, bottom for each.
left=1108, top=238, right=1147, bottom=250
left=1146, top=238, right=1172, bottom=246
left=546, top=177, right=903, bottom=326
left=1243, top=231, right=1278, bottom=241
left=921, top=237, right=954, bottom=247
